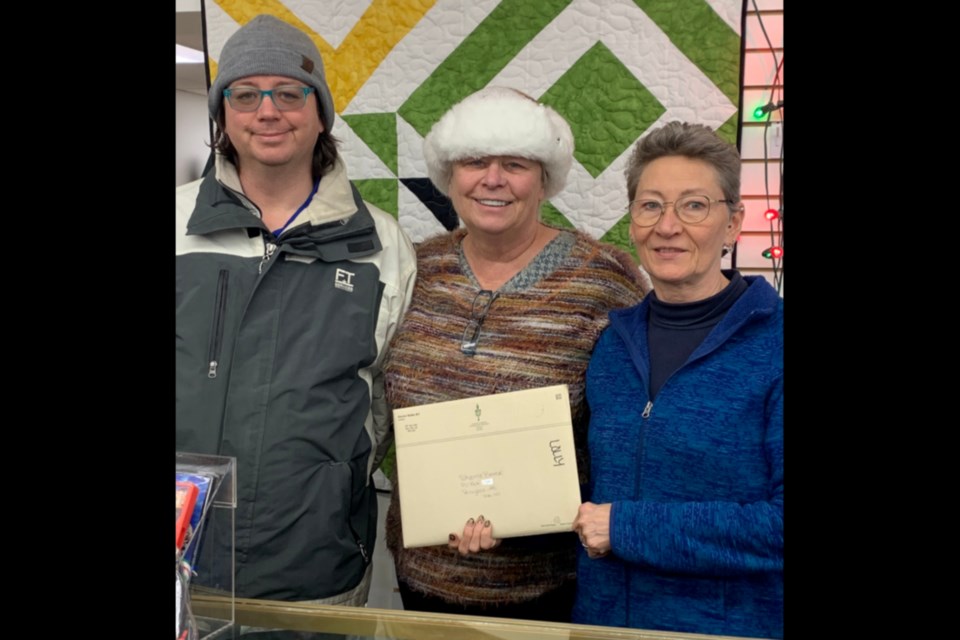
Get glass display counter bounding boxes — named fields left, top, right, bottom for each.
left=191, top=595, right=743, bottom=640
left=177, top=452, right=237, bottom=639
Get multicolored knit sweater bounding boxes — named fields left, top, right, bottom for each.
left=383, top=226, right=651, bottom=608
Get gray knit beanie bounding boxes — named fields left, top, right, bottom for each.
left=208, top=15, right=336, bottom=130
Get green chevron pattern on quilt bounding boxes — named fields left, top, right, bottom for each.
left=633, top=0, right=742, bottom=105
left=601, top=212, right=639, bottom=262
left=203, top=0, right=744, bottom=252
left=717, top=112, right=740, bottom=146
left=353, top=179, right=399, bottom=218
left=541, top=42, right=666, bottom=179
left=342, top=113, right=398, bottom=175
left=540, top=202, right=576, bottom=230
left=397, top=0, right=573, bottom=137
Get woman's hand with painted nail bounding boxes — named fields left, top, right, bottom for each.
left=447, top=514, right=502, bottom=555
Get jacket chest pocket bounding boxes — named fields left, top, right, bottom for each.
left=207, top=269, right=230, bottom=379
left=258, top=261, right=382, bottom=375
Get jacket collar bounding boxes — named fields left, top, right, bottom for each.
left=186, top=154, right=382, bottom=260
left=609, top=274, right=781, bottom=378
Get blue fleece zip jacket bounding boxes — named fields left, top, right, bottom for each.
left=573, top=275, right=783, bottom=639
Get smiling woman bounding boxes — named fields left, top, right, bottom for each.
left=448, top=155, right=545, bottom=247
left=572, top=122, right=783, bottom=638
left=382, top=87, right=651, bottom=622
left=628, top=155, right=743, bottom=302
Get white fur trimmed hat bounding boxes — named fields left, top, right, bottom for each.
left=423, top=87, right=575, bottom=199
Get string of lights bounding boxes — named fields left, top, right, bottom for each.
left=749, top=0, right=783, bottom=294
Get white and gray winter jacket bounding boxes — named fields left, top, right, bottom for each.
left=176, top=155, right=416, bottom=601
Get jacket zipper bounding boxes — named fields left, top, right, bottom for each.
left=207, top=270, right=229, bottom=379
left=347, top=511, right=370, bottom=564
left=346, top=466, right=371, bottom=565
left=258, top=240, right=277, bottom=274
left=356, top=539, right=369, bottom=564
left=625, top=396, right=655, bottom=621
left=641, top=400, right=653, bottom=418
left=633, top=399, right=652, bottom=498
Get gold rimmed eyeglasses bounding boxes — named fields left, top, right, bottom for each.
left=627, top=195, right=733, bottom=227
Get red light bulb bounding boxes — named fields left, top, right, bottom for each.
left=762, top=246, right=783, bottom=260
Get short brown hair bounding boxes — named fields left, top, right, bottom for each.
left=625, top=122, right=740, bottom=208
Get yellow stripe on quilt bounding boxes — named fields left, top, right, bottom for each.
left=213, top=0, right=436, bottom=114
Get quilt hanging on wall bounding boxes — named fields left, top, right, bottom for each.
left=202, top=0, right=744, bottom=252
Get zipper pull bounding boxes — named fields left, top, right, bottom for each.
left=208, top=361, right=219, bottom=379
left=259, top=242, right=277, bottom=274
left=357, top=540, right=369, bottom=564
left=641, top=401, right=653, bottom=418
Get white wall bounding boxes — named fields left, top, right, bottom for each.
left=176, top=90, right=211, bottom=186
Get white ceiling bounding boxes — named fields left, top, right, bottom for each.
left=176, top=8, right=207, bottom=97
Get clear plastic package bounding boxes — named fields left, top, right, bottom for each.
left=176, top=452, right=236, bottom=639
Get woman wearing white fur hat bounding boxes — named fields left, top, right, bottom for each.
left=382, top=87, right=651, bottom=620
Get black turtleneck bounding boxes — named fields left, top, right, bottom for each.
left=647, top=270, right=748, bottom=400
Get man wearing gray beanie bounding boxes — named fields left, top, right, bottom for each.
left=176, top=14, right=416, bottom=606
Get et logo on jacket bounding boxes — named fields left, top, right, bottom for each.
left=334, top=268, right=356, bottom=293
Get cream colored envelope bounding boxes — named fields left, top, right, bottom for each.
left=393, top=384, right=581, bottom=549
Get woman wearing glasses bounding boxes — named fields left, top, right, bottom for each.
left=382, top=86, right=651, bottom=621
left=572, top=122, right=783, bottom=638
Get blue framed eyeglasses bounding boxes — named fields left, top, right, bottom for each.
left=223, top=85, right=316, bottom=112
